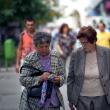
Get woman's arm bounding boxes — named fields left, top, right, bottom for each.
left=48, top=55, right=66, bottom=87
left=67, top=52, right=75, bottom=103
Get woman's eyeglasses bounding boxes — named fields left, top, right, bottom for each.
left=80, top=39, right=89, bottom=45
left=80, top=41, right=89, bottom=44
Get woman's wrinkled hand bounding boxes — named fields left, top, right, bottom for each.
left=40, top=72, right=50, bottom=81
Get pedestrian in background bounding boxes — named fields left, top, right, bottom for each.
left=67, top=26, right=110, bottom=110
left=96, top=22, right=110, bottom=48
left=16, top=17, right=36, bottom=73
left=54, top=23, right=76, bottom=78
left=56, top=23, right=76, bottom=62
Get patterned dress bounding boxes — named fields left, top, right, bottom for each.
left=57, top=33, right=76, bottom=60
left=19, top=51, right=66, bottom=110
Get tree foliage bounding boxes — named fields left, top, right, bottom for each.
left=0, top=0, right=60, bottom=26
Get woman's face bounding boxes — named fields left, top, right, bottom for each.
left=62, top=26, right=69, bottom=34
left=79, top=37, right=96, bottom=52
left=36, top=43, right=50, bottom=56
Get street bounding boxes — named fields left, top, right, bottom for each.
left=0, top=67, right=70, bottom=110
left=0, top=67, right=20, bottom=110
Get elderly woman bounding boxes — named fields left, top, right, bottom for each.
left=67, top=26, right=110, bottom=110
left=19, top=32, right=65, bottom=110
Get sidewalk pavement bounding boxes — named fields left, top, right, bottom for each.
left=0, top=67, right=70, bottom=110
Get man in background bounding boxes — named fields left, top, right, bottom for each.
left=96, top=22, right=110, bottom=48
left=16, top=17, right=36, bottom=73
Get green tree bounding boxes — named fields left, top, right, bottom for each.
left=0, top=0, right=60, bottom=26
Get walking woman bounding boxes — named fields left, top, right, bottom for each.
left=56, top=23, right=76, bottom=61
left=67, top=26, right=110, bottom=110
left=19, top=32, right=65, bottom=110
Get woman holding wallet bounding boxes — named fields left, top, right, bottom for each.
left=19, top=32, right=66, bottom=110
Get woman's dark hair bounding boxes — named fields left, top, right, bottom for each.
left=59, top=23, right=70, bottom=34
left=33, top=32, right=51, bottom=46
left=77, top=26, right=97, bottom=43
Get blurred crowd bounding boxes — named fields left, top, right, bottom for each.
left=0, top=17, right=110, bottom=69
